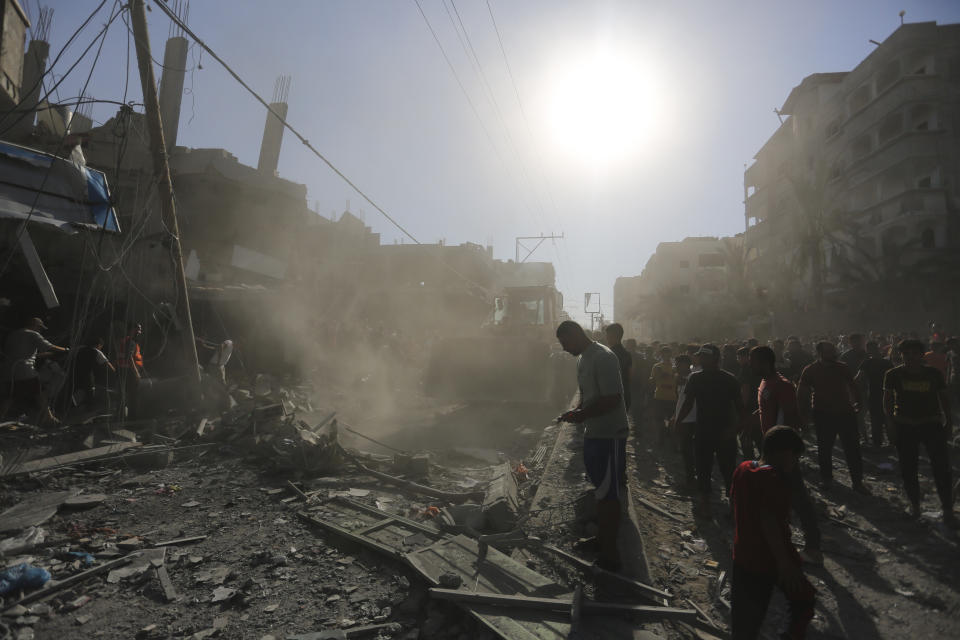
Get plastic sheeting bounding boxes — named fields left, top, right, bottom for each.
left=0, top=140, right=121, bottom=234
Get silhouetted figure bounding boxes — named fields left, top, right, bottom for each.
left=1, top=317, right=68, bottom=425
left=883, top=339, right=954, bottom=526
left=797, top=342, right=868, bottom=494
left=856, top=341, right=893, bottom=447
left=676, top=344, right=744, bottom=514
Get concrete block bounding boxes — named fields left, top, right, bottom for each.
left=482, top=463, right=519, bottom=533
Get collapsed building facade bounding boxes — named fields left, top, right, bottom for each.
left=0, top=4, right=561, bottom=384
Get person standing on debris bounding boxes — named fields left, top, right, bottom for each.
left=675, top=344, right=744, bottom=514
left=73, top=337, right=115, bottom=408
left=555, top=320, right=629, bottom=571
left=784, top=338, right=814, bottom=383
left=650, top=346, right=677, bottom=444
left=672, top=354, right=698, bottom=489
left=116, top=323, right=144, bottom=420
left=730, top=426, right=816, bottom=640
left=856, top=341, right=893, bottom=448
left=883, top=339, right=955, bottom=525
left=737, top=346, right=762, bottom=460
left=207, top=339, right=234, bottom=385
left=841, top=333, right=870, bottom=442
left=604, top=324, right=632, bottom=411
left=0, top=317, right=69, bottom=425
left=798, top=342, right=869, bottom=494
left=751, top=346, right=822, bottom=566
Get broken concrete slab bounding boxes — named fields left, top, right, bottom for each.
left=483, top=463, right=519, bottom=533
left=107, top=549, right=165, bottom=583
left=61, top=494, right=108, bottom=510
left=0, top=443, right=142, bottom=477
left=0, top=491, right=79, bottom=533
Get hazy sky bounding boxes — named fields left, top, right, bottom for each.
left=45, top=1, right=960, bottom=323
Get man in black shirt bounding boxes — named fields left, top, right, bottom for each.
left=676, top=344, right=745, bottom=514
left=605, top=323, right=632, bottom=411
left=856, top=341, right=893, bottom=447
left=841, top=333, right=869, bottom=442
left=883, top=339, right=954, bottom=525
left=784, top=338, right=814, bottom=383
left=738, top=346, right=762, bottom=459
left=72, top=337, right=115, bottom=408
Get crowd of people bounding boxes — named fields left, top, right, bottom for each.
left=556, top=321, right=957, bottom=639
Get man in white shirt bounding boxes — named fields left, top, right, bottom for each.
left=556, top=320, right=629, bottom=571
left=1, top=317, right=68, bottom=424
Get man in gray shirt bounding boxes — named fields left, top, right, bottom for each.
left=557, top=320, right=629, bottom=571
left=1, top=317, right=68, bottom=424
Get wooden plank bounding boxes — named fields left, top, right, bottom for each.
left=0, top=490, right=78, bottom=533
left=151, top=535, right=207, bottom=548
left=406, top=534, right=563, bottom=598
left=298, top=511, right=406, bottom=561
left=156, top=565, right=179, bottom=602
left=541, top=544, right=671, bottom=603
left=429, top=588, right=699, bottom=621
left=0, top=443, right=143, bottom=477
left=635, top=495, right=689, bottom=523
left=2, top=555, right=134, bottom=612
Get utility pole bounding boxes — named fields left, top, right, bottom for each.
left=515, top=233, right=564, bottom=263
left=130, top=0, right=201, bottom=388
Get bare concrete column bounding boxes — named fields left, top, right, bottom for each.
left=11, top=40, right=50, bottom=138
left=257, top=101, right=288, bottom=175
left=158, top=36, right=188, bottom=149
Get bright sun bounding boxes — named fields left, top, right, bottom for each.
left=546, top=47, right=660, bottom=169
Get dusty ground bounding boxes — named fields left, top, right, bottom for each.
left=0, top=369, right=574, bottom=640
left=626, top=400, right=960, bottom=640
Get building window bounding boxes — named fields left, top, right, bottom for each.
left=921, top=228, right=935, bottom=249
left=698, top=253, right=725, bottom=268
left=825, top=118, right=841, bottom=139
left=917, top=176, right=932, bottom=189
left=678, top=260, right=690, bottom=268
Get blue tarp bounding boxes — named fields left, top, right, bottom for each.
left=0, top=140, right=121, bottom=233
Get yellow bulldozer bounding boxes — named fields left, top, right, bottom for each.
left=423, top=284, right=576, bottom=405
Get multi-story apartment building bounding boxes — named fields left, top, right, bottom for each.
left=743, top=21, right=960, bottom=330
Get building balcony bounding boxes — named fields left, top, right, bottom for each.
left=857, top=188, right=948, bottom=228
left=843, top=129, right=942, bottom=184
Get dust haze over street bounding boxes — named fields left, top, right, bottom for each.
left=2, top=2, right=960, bottom=640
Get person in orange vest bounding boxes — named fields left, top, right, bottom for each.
left=116, top=322, right=144, bottom=419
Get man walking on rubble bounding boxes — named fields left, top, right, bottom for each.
left=556, top=320, right=630, bottom=571
left=798, top=342, right=869, bottom=494
left=751, top=346, right=822, bottom=566
left=675, top=344, right=744, bottom=514
left=841, top=333, right=869, bottom=441
left=883, top=339, right=955, bottom=525
left=730, top=426, right=816, bottom=640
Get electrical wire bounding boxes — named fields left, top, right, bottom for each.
left=149, top=0, right=494, bottom=299
left=0, top=1, right=124, bottom=281
left=0, top=0, right=111, bottom=135
left=149, top=0, right=418, bottom=246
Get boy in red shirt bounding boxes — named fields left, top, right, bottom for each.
left=731, top=426, right=816, bottom=639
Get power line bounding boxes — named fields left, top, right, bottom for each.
left=150, top=0, right=493, bottom=300
left=0, top=0, right=110, bottom=135
left=151, top=0, right=419, bottom=246
left=484, top=0, right=572, bottom=294
left=0, top=1, right=124, bottom=281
